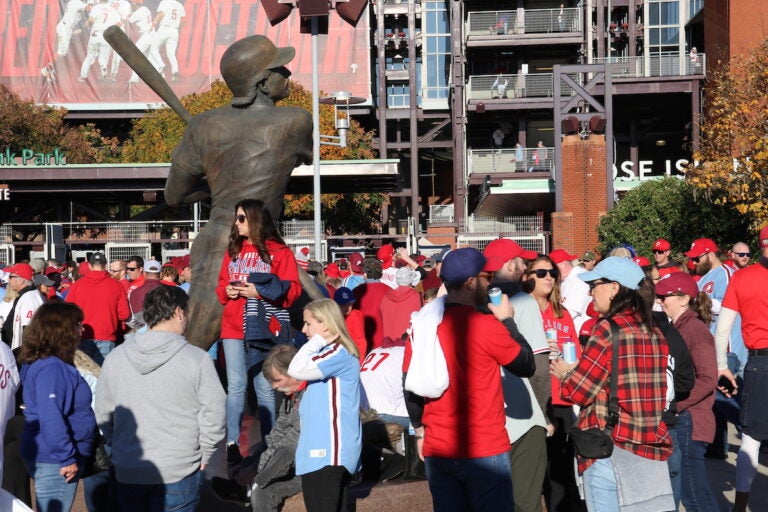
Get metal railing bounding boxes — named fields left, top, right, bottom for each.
left=467, top=73, right=580, bottom=101
left=455, top=217, right=547, bottom=254
left=468, top=147, right=555, bottom=176
left=592, top=52, right=706, bottom=78
left=467, top=8, right=581, bottom=37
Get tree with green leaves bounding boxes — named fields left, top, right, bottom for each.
left=597, top=177, right=750, bottom=259
left=122, top=80, right=386, bottom=235
left=0, top=84, right=119, bottom=163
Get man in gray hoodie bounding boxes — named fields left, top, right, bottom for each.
left=95, top=285, right=226, bottom=511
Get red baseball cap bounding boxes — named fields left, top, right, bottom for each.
left=6, top=263, right=34, bottom=281
left=171, top=254, right=190, bottom=271
left=760, top=225, right=768, bottom=248
left=377, top=244, right=395, bottom=269
left=483, top=238, right=537, bottom=272
left=349, top=252, right=364, bottom=273
left=633, top=256, right=651, bottom=267
left=652, top=239, right=671, bottom=251
left=656, top=272, right=699, bottom=298
left=324, top=263, right=342, bottom=279
left=549, top=249, right=578, bottom=264
left=684, top=238, right=718, bottom=259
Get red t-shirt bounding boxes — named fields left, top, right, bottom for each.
left=722, top=262, right=768, bottom=350
left=540, top=302, right=581, bottom=406
left=405, top=304, right=521, bottom=459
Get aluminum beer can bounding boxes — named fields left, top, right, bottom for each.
left=562, top=340, right=578, bottom=364
left=546, top=329, right=559, bottom=360
left=489, top=287, right=502, bottom=306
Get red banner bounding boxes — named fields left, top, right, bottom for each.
left=0, top=0, right=371, bottom=110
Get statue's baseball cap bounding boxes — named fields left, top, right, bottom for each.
left=760, top=225, right=768, bottom=249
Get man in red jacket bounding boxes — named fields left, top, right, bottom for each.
left=66, top=252, right=131, bottom=365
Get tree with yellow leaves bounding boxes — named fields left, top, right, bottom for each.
left=122, top=80, right=387, bottom=234
left=686, top=40, right=768, bottom=229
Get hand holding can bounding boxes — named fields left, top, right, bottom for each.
left=546, top=328, right=560, bottom=360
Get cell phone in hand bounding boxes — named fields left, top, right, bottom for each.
left=718, top=375, right=736, bottom=395
left=230, top=280, right=243, bottom=287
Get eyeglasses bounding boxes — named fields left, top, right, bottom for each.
left=528, top=268, right=559, bottom=279
left=126, top=267, right=138, bottom=271
left=235, top=214, right=247, bottom=224
left=477, top=272, right=494, bottom=281
left=587, top=280, right=612, bottom=291
left=656, top=293, right=684, bottom=301
left=734, top=252, right=751, bottom=258
left=652, top=250, right=667, bottom=254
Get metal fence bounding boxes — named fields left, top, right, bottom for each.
left=467, top=73, right=580, bottom=101
left=455, top=216, right=546, bottom=254
left=466, top=8, right=581, bottom=37
left=592, top=52, right=706, bottom=78
left=467, top=148, right=555, bottom=176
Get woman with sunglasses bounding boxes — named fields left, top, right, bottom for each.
left=216, top=199, right=301, bottom=470
left=550, top=257, right=674, bottom=511
left=655, top=272, right=719, bottom=511
left=523, top=255, right=582, bottom=512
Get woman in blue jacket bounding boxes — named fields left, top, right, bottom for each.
left=289, top=299, right=361, bottom=512
left=19, top=302, right=96, bottom=512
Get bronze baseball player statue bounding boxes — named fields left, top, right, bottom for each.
left=164, top=35, right=313, bottom=349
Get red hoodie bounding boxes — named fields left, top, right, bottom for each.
left=65, top=270, right=131, bottom=342
left=379, top=286, right=422, bottom=344
left=215, top=239, right=301, bottom=340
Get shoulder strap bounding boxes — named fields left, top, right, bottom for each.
left=605, top=317, right=621, bottom=431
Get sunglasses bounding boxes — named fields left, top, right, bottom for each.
left=126, top=267, right=138, bottom=271
left=656, top=293, right=685, bottom=301
left=587, top=280, right=612, bottom=291
left=690, top=255, right=704, bottom=263
left=235, top=214, right=247, bottom=224
left=652, top=250, right=667, bottom=254
left=528, top=268, right=559, bottom=279
left=734, top=252, right=751, bottom=258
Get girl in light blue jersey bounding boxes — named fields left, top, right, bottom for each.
left=288, top=299, right=361, bottom=512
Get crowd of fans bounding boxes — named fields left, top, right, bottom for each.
left=0, top=219, right=767, bottom=512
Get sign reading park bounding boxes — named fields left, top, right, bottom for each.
left=0, top=148, right=66, bottom=166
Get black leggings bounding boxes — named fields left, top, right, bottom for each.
left=301, top=466, right=351, bottom=512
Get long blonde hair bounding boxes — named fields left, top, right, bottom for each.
left=304, top=299, right=359, bottom=358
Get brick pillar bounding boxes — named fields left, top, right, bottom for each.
left=552, top=136, right=608, bottom=255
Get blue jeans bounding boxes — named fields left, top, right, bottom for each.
left=675, top=410, right=718, bottom=511
left=667, top=425, right=682, bottom=510
left=116, top=469, right=203, bottom=512
left=246, top=343, right=277, bottom=437
left=80, top=339, right=115, bottom=366
left=711, top=352, right=743, bottom=455
left=23, top=458, right=81, bottom=512
left=424, top=451, right=514, bottom=512
left=83, top=445, right=117, bottom=512
left=222, top=338, right=247, bottom=445
left=583, top=457, right=619, bottom=512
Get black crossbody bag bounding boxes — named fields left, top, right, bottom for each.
left=568, top=318, right=620, bottom=459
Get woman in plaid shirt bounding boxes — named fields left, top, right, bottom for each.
left=551, top=257, right=674, bottom=511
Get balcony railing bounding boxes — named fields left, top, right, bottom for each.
left=592, top=52, right=706, bottom=78
left=467, top=148, right=555, bottom=176
left=467, top=73, right=580, bottom=101
left=466, top=8, right=581, bottom=37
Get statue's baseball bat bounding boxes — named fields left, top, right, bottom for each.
left=104, top=26, right=192, bottom=124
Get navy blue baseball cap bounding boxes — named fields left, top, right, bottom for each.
left=333, top=287, right=356, bottom=305
left=440, top=248, right=491, bottom=286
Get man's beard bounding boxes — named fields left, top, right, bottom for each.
left=474, top=281, right=489, bottom=309
left=696, top=257, right=713, bottom=276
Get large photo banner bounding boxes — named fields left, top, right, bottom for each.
left=0, top=0, right=371, bottom=110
